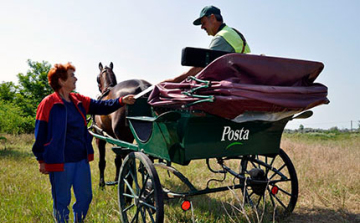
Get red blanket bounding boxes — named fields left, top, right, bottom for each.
left=148, top=53, right=329, bottom=120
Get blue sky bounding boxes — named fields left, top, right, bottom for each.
left=1, top=0, right=359, bottom=129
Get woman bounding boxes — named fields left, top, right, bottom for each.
left=32, top=62, right=135, bottom=222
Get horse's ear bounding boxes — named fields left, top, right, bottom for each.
left=99, top=62, right=103, bottom=71
left=110, top=62, right=113, bottom=70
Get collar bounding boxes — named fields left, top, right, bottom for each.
left=216, top=23, right=227, bottom=35
left=54, top=91, right=81, bottom=105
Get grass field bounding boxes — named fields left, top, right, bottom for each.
left=0, top=132, right=359, bottom=223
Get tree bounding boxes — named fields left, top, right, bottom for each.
left=13, top=60, right=52, bottom=117
left=0, top=81, right=17, bottom=101
left=0, top=59, right=52, bottom=134
left=329, top=126, right=339, bottom=133
left=299, top=124, right=304, bottom=133
left=0, top=100, right=33, bottom=134
left=17, top=60, right=52, bottom=107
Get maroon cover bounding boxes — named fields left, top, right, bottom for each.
left=148, top=53, right=329, bottom=120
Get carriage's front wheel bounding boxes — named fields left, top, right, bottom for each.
left=118, top=152, right=164, bottom=223
left=240, top=148, right=298, bottom=218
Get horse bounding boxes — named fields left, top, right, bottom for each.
left=95, top=62, right=151, bottom=187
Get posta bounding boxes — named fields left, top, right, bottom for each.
left=221, top=126, right=249, bottom=141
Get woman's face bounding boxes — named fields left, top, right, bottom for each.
left=61, top=69, right=77, bottom=92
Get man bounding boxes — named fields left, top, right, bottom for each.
left=166, top=5, right=251, bottom=82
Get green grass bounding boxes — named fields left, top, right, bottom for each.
left=0, top=133, right=359, bottom=222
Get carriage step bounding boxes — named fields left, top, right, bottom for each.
left=105, top=181, right=118, bottom=186
left=111, top=146, right=131, bottom=155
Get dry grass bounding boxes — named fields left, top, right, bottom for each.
left=0, top=133, right=359, bottom=222
left=280, top=133, right=360, bottom=223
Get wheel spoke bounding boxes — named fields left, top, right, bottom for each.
left=276, top=185, right=292, bottom=197
left=140, top=199, right=156, bottom=211
left=250, top=159, right=258, bottom=169
left=271, top=192, right=287, bottom=209
left=269, top=164, right=286, bottom=180
left=265, top=157, right=276, bottom=175
left=119, top=152, right=164, bottom=223
left=146, top=207, right=156, bottom=223
left=267, top=188, right=276, bottom=207
left=248, top=190, right=255, bottom=197
left=246, top=192, right=254, bottom=206
left=139, top=174, right=150, bottom=197
left=143, top=188, right=155, bottom=201
left=130, top=207, right=140, bottom=223
left=140, top=206, right=147, bottom=222
left=129, top=167, right=141, bottom=193
left=269, top=178, right=291, bottom=184
left=122, top=192, right=136, bottom=199
left=124, top=178, right=137, bottom=197
left=240, top=149, right=298, bottom=218
left=256, top=194, right=263, bottom=208
left=123, top=203, right=135, bottom=212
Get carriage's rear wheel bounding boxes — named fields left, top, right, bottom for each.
left=240, top=148, right=298, bottom=218
left=118, top=152, right=164, bottom=223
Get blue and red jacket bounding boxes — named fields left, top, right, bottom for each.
left=32, top=92, right=124, bottom=172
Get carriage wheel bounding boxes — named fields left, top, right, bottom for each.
left=239, top=148, right=298, bottom=218
left=118, top=152, right=164, bottom=223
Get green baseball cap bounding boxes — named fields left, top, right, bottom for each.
left=193, top=5, right=221, bottom=26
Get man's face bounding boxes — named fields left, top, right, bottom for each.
left=200, top=15, right=217, bottom=36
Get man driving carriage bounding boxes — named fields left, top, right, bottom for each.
left=165, top=5, right=251, bottom=83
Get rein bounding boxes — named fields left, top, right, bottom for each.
left=97, top=87, right=113, bottom=100
left=97, top=68, right=115, bottom=100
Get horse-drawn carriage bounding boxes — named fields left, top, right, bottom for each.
left=89, top=48, right=329, bottom=222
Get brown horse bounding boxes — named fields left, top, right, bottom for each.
left=95, top=62, right=151, bottom=187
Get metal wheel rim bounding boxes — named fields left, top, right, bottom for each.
left=118, top=152, right=164, bottom=223
left=240, top=149, right=298, bottom=217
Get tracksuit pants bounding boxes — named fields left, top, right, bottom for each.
left=49, top=159, right=92, bottom=223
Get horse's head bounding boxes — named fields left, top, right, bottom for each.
left=97, top=62, right=118, bottom=94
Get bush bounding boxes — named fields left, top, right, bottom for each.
left=0, top=100, right=34, bottom=134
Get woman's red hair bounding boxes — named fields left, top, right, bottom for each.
left=48, top=62, right=76, bottom=91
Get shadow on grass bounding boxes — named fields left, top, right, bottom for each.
left=0, top=147, right=33, bottom=159
left=165, top=197, right=360, bottom=223
left=287, top=208, right=360, bottom=223
left=162, top=179, right=251, bottom=221
left=162, top=179, right=359, bottom=223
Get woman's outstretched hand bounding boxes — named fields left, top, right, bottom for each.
left=122, top=95, right=136, bottom=105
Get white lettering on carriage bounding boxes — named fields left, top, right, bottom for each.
left=221, top=126, right=249, bottom=141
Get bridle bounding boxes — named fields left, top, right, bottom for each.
left=97, top=68, right=114, bottom=100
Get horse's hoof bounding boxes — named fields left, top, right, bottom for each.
left=99, top=179, right=105, bottom=188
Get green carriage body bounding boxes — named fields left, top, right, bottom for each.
left=126, top=98, right=288, bottom=165
left=89, top=51, right=329, bottom=221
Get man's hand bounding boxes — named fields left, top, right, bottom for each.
left=162, top=67, right=203, bottom=83
left=39, top=163, right=48, bottom=174
left=122, top=95, right=136, bottom=105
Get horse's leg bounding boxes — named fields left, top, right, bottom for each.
left=112, top=109, right=134, bottom=183
left=97, top=138, right=106, bottom=188
left=114, top=154, right=122, bottom=182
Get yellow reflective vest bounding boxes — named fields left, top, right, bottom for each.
left=215, top=25, right=251, bottom=54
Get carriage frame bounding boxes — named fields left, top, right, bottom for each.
left=89, top=95, right=307, bottom=222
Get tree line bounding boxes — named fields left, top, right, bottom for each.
left=0, top=60, right=53, bottom=134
